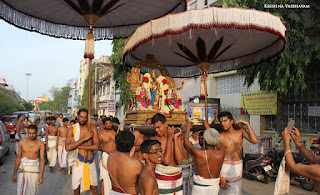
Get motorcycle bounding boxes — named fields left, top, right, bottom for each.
left=243, top=153, right=273, bottom=184
left=268, top=147, right=315, bottom=191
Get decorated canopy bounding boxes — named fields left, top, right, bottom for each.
left=0, top=0, right=186, bottom=40
left=124, top=7, right=286, bottom=78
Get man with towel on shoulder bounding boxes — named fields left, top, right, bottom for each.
left=184, top=121, right=224, bottom=195
left=65, top=108, right=99, bottom=195
left=56, top=118, right=69, bottom=174
left=46, top=116, right=58, bottom=173
left=151, top=113, right=184, bottom=195
left=218, top=111, right=258, bottom=195
left=12, top=125, right=45, bottom=195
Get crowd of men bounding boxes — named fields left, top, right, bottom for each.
left=11, top=109, right=320, bottom=195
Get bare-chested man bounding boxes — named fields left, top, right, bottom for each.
left=133, top=118, right=153, bottom=161
left=56, top=118, right=69, bottom=174
left=107, top=130, right=143, bottom=194
left=185, top=122, right=224, bottom=195
left=65, top=108, right=99, bottom=195
left=139, top=140, right=163, bottom=195
left=99, top=117, right=117, bottom=195
left=151, top=113, right=184, bottom=195
left=46, top=116, right=58, bottom=173
left=218, top=111, right=258, bottom=195
left=15, top=114, right=25, bottom=155
left=12, top=125, right=45, bottom=195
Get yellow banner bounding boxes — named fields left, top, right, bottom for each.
left=241, top=91, right=277, bottom=115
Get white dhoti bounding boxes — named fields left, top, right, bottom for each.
left=72, top=154, right=98, bottom=193
left=192, top=174, right=220, bottom=195
left=219, top=160, right=243, bottom=195
left=58, top=137, right=67, bottom=168
left=15, top=133, right=27, bottom=155
left=181, top=158, right=192, bottom=195
left=155, top=164, right=183, bottom=195
left=100, top=152, right=111, bottom=195
left=17, top=157, right=39, bottom=195
left=47, top=136, right=57, bottom=167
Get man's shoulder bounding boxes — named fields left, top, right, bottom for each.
left=139, top=169, right=155, bottom=184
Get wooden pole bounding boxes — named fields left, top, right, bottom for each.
left=203, top=72, right=208, bottom=123
left=88, top=58, right=92, bottom=130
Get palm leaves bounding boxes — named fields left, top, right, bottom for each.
left=174, top=36, right=233, bottom=72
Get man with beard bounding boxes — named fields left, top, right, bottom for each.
left=151, top=113, right=184, bottom=195
left=15, top=114, right=26, bottom=155
left=56, top=118, right=69, bottom=174
left=99, top=117, right=117, bottom=195
left=107, top=130, right=143, bottom=194
left=66, top=108, right=99, bottom=195
left=133, top=118, right=153, bottom=161
left=139, top=140, right=163, bottom=195
left=12, top=125, right=45, bottom=195
left=46, top=116, right=58, bottom=173
left=218, top=111, right=258, bottom=195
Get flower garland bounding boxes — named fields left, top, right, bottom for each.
left=172, top=89, right=182, bottom=110
left=135, top=85, right=148, bottom=110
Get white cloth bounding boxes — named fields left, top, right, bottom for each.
left=100, top=152, right=111, bottom=195
left=58, top=146, right=67, bottom=168
left=15, top=133, right=27, bottom=155
left=67, top=124, right=80, bottom=168
left=181, top=159, right=192, bottom=195
left=274, top=157, right=290, bottom=195
left=192, top=174, right=220, bottom=195
left=47, top=135, right=57, bottom=167
left=110, top=190, right=137, bottom=195
left=72, top=158, right=98, bottom=193
left=155, top=164, right=183, bottom=195
left=219, top=160, right=242, bottom=195
left=17, top=157, right=39, bottom=195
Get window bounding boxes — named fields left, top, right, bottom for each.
left=216, top=75, right=249, bottom=95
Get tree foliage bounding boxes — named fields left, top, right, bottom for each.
left=80, top=62, right=96, bottom=114
left=0, top=88, right=25, bottom=117
left=110, top=39, right=132, bottom=114
left=39, top=81, right=72, bottom=113
left=223, top=0, right=320, bottom=94
left=223, top=0, right=320, bottom=132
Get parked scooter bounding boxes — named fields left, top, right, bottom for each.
left=243, top=153, right=273, bottom=184
left=268, top=147, right=315, bottom=191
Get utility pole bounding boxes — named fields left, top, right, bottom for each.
left=25, top=73, right=31, bottom=102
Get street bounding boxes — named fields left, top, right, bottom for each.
left=0, top=139, right=316, bottom=195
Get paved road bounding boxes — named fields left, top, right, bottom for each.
left=0, top=124, right=317, bottom=194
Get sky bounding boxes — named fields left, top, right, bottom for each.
left=0, top=20, right=113, bottom=101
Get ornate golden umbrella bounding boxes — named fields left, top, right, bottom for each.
left=124, top=7, right=286, bottom=122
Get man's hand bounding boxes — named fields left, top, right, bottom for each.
left=290, top=126, right=301, bottom=145
left=38, top=176, right=43, bottom=185
left=235, top=119, right=248, bottom=127
left=174, top=128, right=182, bottom=139
left=282, top=128, right=291, bottom=145
left=220, top=177, right=230, bottom=189
left=11, top=175, right=17, bottom=183
left=83, top=130, right=93, bottom=141
left=167, top=126, right=175, bottom=139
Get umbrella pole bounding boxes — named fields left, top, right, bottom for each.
left=203, top=72, right=208, bottom=123
left=88, top=58, right=92, bottom=131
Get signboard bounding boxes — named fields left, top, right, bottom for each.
left=308, top=106, right=320, bottom=116
left=241, top=91, right=277, bottom=115
left=108, top=100, right=115, bottom=112
left=188, top=104, right=218, bottom=122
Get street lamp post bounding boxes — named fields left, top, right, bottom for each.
left=25, top=73, right=31, bottom=102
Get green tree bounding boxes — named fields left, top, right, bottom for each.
left=223, top=0, right=320, bottom=132
left=110, top=39, right=132, bottom=114
left=23, top=102, right=34, bottom=111
left=80, top=62, right=96, bottom=114
left=0, top=88, right=25, bottom=117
